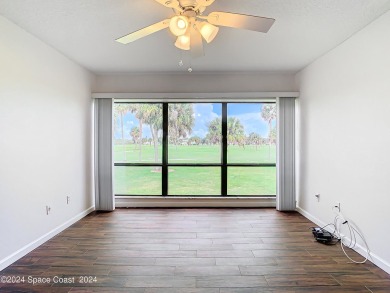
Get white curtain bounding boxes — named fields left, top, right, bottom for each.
left=276, top=97, right=296, bottom=211
left=94, top=98, right=114, bottom=211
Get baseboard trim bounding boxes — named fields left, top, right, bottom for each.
left=296, top=206, right=390, bottom=274
left=296, top=206, right=327, bottom=227
left=116, top=196, right=276, bottom=208
left=0, top=206, right=95, bottom=271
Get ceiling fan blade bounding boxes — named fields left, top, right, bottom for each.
left=154, top=0, right=180, bottom=9
left=116, top=19, right=170, bottom=44
left=190, top=23, right=204, bottom=58
left=194, top=0, right=215, bottom=9
left=206, top=12, right=275, bottom=33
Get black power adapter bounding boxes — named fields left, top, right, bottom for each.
left=311, top=227, right=334, bottom=244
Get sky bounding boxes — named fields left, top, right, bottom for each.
left=114, top=103, right=274, bottom=140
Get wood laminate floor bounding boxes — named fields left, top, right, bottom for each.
left=1, top=208, right=389, bottom=292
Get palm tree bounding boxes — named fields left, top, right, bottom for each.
left=129, top=104, right=148, bottom=161
left=168, top=104, right=195, bottom=148
left=227, top=117, right=245, bottom=147
left=206, top=118, right=222, bottom=145
left=248, top=132, right=262, bottom=150
left=114, top=104, right=130, bottom=161
left=141, top=104, right=163, bottom=164
left=130, top=126, right=140, bottom=146
left=206, top=117, right=245, bottom=147
left=261, top=104, right=276, bottom=158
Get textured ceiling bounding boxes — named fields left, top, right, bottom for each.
left=1, top=0, right=389, bottom=74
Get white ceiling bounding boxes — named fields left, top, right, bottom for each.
left=1, top=0, right=389, bottom=74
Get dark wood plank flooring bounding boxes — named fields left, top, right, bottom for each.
left=1, top=208, right=389, bottom=292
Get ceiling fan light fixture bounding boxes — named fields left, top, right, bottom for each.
left=115, top=0, right=276, bottom=57
left=199, top=21, right=219, bottom=43
left=169, top=16, right=189, bottom=36
left=175, top=34, right=190, bottom=50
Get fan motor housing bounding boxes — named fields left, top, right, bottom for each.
left=179, top=0, right=197, bottom=8
left=183, top=9, right=197, bottom=17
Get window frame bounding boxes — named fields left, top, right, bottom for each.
left=113, top=101, right=276, bottom=197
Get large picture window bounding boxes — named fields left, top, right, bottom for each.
left=113, top=102, right=276, bottom=196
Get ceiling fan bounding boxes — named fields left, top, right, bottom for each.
left=116, top=0, right=275, bottom=58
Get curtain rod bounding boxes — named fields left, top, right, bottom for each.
left=92, top=92, right=299, bottom=101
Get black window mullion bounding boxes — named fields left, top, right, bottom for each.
left=221, top=103, right=228, bottom=196
left=113, top=101, right=277, bottom=197
left=162, top=103, right=168, bottom=196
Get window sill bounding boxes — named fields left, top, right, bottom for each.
left=115, top=196, right=276, bottom=208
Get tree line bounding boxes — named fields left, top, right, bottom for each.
left=114, top=104, right=276, bottom=161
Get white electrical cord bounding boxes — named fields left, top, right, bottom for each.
left=331, top=210, right=371, bottom=264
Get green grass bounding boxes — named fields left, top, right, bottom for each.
left=114, top=144, right=276, bottom=164
left=169, top=145, right=221, bottom=163
left=228, top=145, right=276, bottom=164
left=114, top=144, right=276, bottom=196
left=114, top=144, right=163, bottom=163
left=115, top=166, right=162, bottom=195
left=228, top=167, right=276, bottom=196
left=168, top=167, right=221, bottom=196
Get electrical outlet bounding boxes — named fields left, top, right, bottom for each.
left=67, top=196, right=70, bottom=204
left=335, top=202, right=341, bottom=212
left=46, top=205, right=51, bottom=215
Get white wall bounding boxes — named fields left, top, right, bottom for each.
left=0, top=16, right=95, bottom=269
left=296, top=11, right=390, bottom=273
left=93, top=72, right=297, bottom=93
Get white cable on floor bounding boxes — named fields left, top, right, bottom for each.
left=332, top=211, right=371, bottom=264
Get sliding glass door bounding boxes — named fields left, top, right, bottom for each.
left=113, top=102, right=276, bottom=197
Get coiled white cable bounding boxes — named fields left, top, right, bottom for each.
left=332, top=211, right=371, bottom=264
